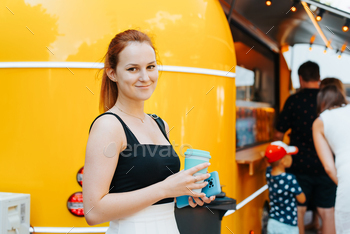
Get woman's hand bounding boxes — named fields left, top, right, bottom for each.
left=160, top=162, right=211, bottom=199
left=188, top=195, right=216, bottom=208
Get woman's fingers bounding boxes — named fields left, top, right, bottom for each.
left=189, top=195, right=216, bottom=208
left=186, top=182, right=206, bottom=196
left=186, top=181, right=208, bottom=197
left=187, top=174, right=210, bottom=191
left=189, top=196, right=204, bottom=206
left=198, top=195, right=216, bottom=204
left=188, top=197, right=197, bottom=208
left=191, top=180, right=208, bottom=190
left=195, top=173, right=211, bottom=182
left=193, top=197, right=204, bottom=206
left=200, top=196, right=216, bottom=204
left=188, top=162, right=210, bottom=175
left=189, top=190, right=206, bottom=198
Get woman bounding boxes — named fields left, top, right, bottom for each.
left=320, top=77, right=349, bottom=102
left=312, top=84, right=350, bottom=234
left=82, top=29, right=216, bottom=234
left=305, top=77, right=347, bottom=233
left=320, top=77, right=346, bottom=94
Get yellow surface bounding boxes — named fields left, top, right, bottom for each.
left=1, top=0, right=244, bottom=232
left=234, top=150, right=269, bottom=234
left=0, top=0, right=234, bottom=70
left=279, top=51, right=291, bottom=111
left=0, top=0, right=278, bottom=232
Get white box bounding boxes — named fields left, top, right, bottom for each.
left=0, top=193, right=30, bottom=234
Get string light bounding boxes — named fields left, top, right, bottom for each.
left=316, top=9, right=325, bottom=22
left=338, top=44, right=347, bottom=59
left=309, top=35, right=316, bottom=51
left=342, top=19, right=350, bottom=32
left=323, top=39, right=332, bottom=54
left=291, top=0, right=299, bottom=12
left=335, top=49, right=342, bottom=59
left=266, top=0, right=272, bottom=6
left=323, top=46, right=328, bottom=54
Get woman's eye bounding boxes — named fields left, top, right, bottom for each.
left=127, top=67, right=137, bottom=72
left=148, top=65, right=156, bottom=69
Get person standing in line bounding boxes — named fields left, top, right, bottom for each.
left=313, top=84, right=350, bottom=234
left=274, top=61, right=336, bottom=234
left=265, top=141, right=306, bottom=234
left=320, top=77, right=350, bottom=102
left=83, top=29, right=216, bottom=234
left=304, top=77, right=346, bottom=232
left=320, top=77, right=345, bottom=90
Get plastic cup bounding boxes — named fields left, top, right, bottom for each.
left=184, top=149, right=211, bottom=193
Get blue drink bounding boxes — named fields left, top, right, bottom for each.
left=184, top=149, right=211, bottom=193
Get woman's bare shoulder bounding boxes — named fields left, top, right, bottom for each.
left=89, top=113, right=126, bottom=148
left=312, top=117, right=324, bottom=131
left=90, top=113, right=122, bottom=131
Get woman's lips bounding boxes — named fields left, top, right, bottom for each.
left=136, top=84, right=151, bottom=88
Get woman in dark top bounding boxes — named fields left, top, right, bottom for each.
left=83, top=29, right=215, bottom=233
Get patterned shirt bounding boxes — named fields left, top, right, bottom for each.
left=276, top=88, right=326, bottom=175
left=266, top=167, right=302, bottom=226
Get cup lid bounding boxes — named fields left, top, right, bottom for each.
left=184, top=149, right=211, bottom=158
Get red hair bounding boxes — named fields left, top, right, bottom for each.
left=98, top=29, right=157, bottom=113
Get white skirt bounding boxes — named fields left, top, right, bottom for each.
left=105, top=201, right=180, bottom=234
left=335, top=209, right=350, bottom=234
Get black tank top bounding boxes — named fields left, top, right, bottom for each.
left=88, top=112, right=181, bottom=205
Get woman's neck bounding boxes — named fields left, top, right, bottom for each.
left=114, top=100, right=145, bottom=117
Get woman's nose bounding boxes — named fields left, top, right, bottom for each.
left=139, top=69, right=151, bottom=81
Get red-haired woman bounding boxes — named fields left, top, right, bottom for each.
left=83, top=29, right=216, bottom=234
left=313, top=84, right=350, bottom=234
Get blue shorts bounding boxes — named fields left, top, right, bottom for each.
left=267, top=218, right=299, bottom=234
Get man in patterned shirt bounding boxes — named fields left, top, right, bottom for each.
left=265, top=141, right=306, bottom=234
left=274, top=61, right=336, bottom=234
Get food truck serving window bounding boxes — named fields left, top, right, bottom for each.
left=231, top=23, right=278, bottom=150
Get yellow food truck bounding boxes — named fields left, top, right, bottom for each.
left=1, top=0, right=349, bottom=233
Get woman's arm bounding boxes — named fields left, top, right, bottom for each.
left=312, top=118, right=338, bottom=185
left=83, top=116, right=167, bottom=226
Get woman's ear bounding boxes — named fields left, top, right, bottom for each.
left=106, top=67, right=117, bottom=82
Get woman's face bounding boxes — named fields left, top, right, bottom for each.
left=114, top=42, right=158, bottom=101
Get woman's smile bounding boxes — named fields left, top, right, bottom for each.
left=136, top=84, right=151, bottom=89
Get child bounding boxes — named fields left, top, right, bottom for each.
left=265, top=141, right=306, bottom=234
